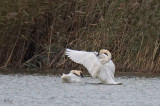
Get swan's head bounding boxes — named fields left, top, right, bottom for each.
left=99, top=49, right=111, bottom=57
left=70, top=70, right=84, bottom=77
left=98, top=49, right=112, bottom=63
left=96, top=49, right=108, bottom=56
left=99, top=49, right=108, bottom=55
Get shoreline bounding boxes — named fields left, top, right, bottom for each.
left=0, top=68, right=159, bottom=77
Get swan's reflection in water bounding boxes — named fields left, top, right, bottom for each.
left=0, top=74, right=159, bottom=106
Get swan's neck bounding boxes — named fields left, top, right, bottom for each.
left=99, top=49, right=112, bottom=63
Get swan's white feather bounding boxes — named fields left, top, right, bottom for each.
left=61, top=73, right=81, bottom=83
left=65, top=48, right=122, bottom=85
left=65, top=49, right=102, bottom=78
left=99, top=61, right=115, bottom=83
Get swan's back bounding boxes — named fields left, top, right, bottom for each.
left=61, top=73, right=81, bottom=83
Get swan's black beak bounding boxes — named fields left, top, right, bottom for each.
left=80, top=73, right=84, bottom=78
left=97, top=53, right=100, bottom=56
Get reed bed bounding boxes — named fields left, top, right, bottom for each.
left=0, top=0, right=159, bottom=73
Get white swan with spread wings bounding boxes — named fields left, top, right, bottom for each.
left=65, top=48, right=122, bottom=85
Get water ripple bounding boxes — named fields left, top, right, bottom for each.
left=0, top=75, right=159, bottom=106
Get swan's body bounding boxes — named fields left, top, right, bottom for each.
left=61, top=70, right=84, bottom=83
left=65, top=49, right=122, bottom=85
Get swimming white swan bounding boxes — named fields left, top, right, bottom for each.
left=61, top=70, right=84, bottom=83
left=65, top=48, right=122, bottom=85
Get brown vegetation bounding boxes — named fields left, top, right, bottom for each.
left=0, top=0, right=159, bottom=73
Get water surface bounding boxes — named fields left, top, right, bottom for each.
left=0, top=74, right=159, bottom=106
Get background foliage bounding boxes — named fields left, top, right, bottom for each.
left=0, top=0, right=159, bottom=73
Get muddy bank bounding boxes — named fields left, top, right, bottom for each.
left=0, top=68, right=159, bottom=78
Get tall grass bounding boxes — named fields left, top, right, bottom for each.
left=0, top=0, right=159, bottom=73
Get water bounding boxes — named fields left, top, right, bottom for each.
left=0, top=74, right=160, bottom=106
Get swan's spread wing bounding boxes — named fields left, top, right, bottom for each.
left=65, top=49, right=102, bottom=77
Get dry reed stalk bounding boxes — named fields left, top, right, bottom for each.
left=49, top=49, right=65, bottom=67
left=151, top=39, right=160, bottom=71
left=0, top=0, right=159, bottom=73
left=23, top=51, right=45, bottom=65
left=47, top=31, right=52, bottom=66
left=4, top=36, right=19, bottom=67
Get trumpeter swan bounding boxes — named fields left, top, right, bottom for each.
left=65, top=48, right=122, bottom=85
left=61, top=70, right=84, bottom=83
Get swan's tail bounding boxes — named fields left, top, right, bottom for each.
left=61, top=73, right=70, bottom=82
